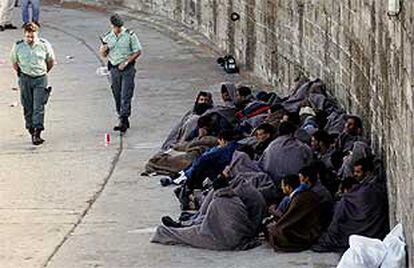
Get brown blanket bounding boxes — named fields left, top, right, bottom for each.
left=266, top=190, right=322, bottom=252
left=145, top=136, right=218, bottom=176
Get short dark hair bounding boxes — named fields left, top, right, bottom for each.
left=347, top=115, right=363, bottom=129
left=197, top=115, right=214, bottom=128
left=199, top=91, right=209, bottom=96
left=237, top=86, right=252, bottom=97
left=278, top=121, right=297, bottom=136
left=299, top=165, right=318, bottom=184
left=354, top=157, right=374, bottom=173
left=255, top=123, right=276, bottom=135
left=312, top=130, right=331, bottom=145
left=340, top=176, right=358, bottom=192
left=285, top=111, right=300, bottom=125
left=221, top=84, right=229, bottom=93
left=24, top=23, right=39, bottom=33
left=218, top=130, right=236, bottom=142
left=236, top=144, right=255, bottom=160
left=110, top=14, right=124, bottom=27
left=282, top=174, right=300, bottom=189
left=270, top=103, right=285, bottom=113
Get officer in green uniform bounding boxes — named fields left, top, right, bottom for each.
left=100, top=14, right=142, bottom=133
left=10, top=22, right=55, bottom=145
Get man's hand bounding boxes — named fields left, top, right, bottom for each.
left=99, top=44, right=109, bottom=57
left=268, top=204, right=278, bottom=216
left=118, top=61, right=129, bottom=71
left=198, top=127, right=208, bottom=137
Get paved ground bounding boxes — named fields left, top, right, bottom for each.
left=0, top=4, right=339, bottom=268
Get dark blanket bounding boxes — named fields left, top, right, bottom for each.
left=151, top=183, right=266, bottom=250
left=145, top=136, right=218, bottom=176
left=224, top=151, right=278, bottom=203
left=160, top=110, right=199, bottom=150
left=312, top=179, right=389, bottom=252
left=311, top=180, right=334, bottom=230
left=266, top=190, right=322, bottom=251
left=259, top=135, right=313, bottom=183
left=324, top=110, right=346, bottom=135
left=282, top=80, right=313, bottom=113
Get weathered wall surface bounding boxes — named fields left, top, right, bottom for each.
left=68, top=0, right=414, bottom=264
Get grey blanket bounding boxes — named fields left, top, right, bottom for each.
left=151, top=182, right=266, bottom=250
left=161, top=110, right=200, bottom=151
left=337, top=141, right=372, bottom=179
left=259, top=135, right=313, bottom=183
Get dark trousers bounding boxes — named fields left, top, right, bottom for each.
left=110, top=64, right=136, bottom=120
left=19, top=74, right=48, bottom=131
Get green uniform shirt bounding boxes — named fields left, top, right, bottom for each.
left=103, top=27, right=142, bottom=66
left=10, top=38, right=55, bottom=77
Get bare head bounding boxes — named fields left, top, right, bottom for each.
left=23, top=23, right=39, bottom=45
left=110, top=14, right=124, bottom=35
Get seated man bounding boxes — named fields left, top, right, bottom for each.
left=161, top=91, right=213, bottom=150
left=311, top=130, right=335, bottom=170
left=167, top=130, right=239, bottom=209
left=151, top=175, right=266, bottom=250
left=299, top=106, right=318, bottom=136
left=298, top=165, right=333, bottom=230
left=259, top=121, right=313, bottom=184
left=234, top=86, right=255, bottom=111
left=266, top=174, right=322, bottom=252
left=221, top=82, right=237, bottom=107
left=312, top=157, right=389, bottom=253
left=336, top=115, right=368, bottom=154
left=185, top=111, right=233, bottom=142
left=252, top=123, right=275, bottom=160
left=146, top=135, right=218, bottom=177
left=162, top=130, right=238, bottom=184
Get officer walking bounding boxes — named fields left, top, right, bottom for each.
left=99, top=14, right=142, bottom=133
left=10, top=22, right=55, bottom=145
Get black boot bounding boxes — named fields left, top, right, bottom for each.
left=32, top=129, right=45, bottom=145
left=113, top=117, right=129, bottom=132
left=4, top=24, right=17, bottom=30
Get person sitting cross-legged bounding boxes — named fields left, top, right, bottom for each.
left=166, top=130, right=239, bottom=210
left=265, top=174, right=322, bottom=252
left=311, top=157, right=389, bottom=253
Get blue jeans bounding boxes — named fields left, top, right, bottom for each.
left=21, top=0, right=40, bottom=24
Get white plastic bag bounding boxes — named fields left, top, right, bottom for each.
left=337, top=235, right=387, bottom=268
left=381, top=223, right=406, bottom=268
left=96, top=66, right=110, bottom=76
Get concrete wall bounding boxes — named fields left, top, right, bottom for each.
left=72, top=0, right=414, bottom=264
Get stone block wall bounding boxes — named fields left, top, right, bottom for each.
left=67, top=0, right=414, bottom=264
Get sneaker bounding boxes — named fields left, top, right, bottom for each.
left=172, top=174, right=187, bottom=185
left=160, top=177, right=173, bottom=187
left=161, top=216, right=182, bottom=228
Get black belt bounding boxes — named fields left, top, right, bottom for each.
left=108, top=60, right=135, bottom=71
left=21, top=72, right=46, bottom=79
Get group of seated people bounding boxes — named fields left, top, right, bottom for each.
left=146, top=78, right=389, bottom=253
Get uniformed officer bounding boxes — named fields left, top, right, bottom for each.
left=99, top=14, right=142, bottom=133
left=10, top=22, right=55, bottom=145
